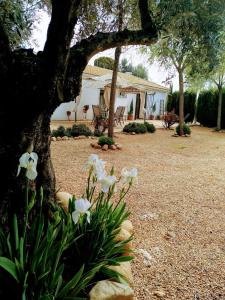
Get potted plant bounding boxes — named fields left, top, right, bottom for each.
left=127, top=100, right=134, bottom=121
left=66, top=110, right=71, bottom=121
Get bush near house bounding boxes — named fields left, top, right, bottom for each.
left=52, top=124, right=93, bottom=137
left=123, top=122, right=156, bottom=134
left=196, top=89, right=225, bottom=128
left=166, top=91, right=196, bottom=123
left=51, top=125, right=67, bottom=137
left=123, top=122, right=147, bottom=134
left=144, top=122, right=156, bottom=133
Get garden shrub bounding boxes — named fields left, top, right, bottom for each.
left=98, top=136, right=115, bottom=146
left=176, top=124, right=191, bottom=135
left=144, top=122, right=156, bottom=133
left=123, top=122, right=147, bottom=134
left=0, top=152, right=136, bottom=298
left=71, top=124, right=93, bottom=137
left=51, top=125, right=66, bottom=137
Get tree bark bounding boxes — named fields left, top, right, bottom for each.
left=0, top=0, right=158, bottom=225
left=108, top=47, right=122, bottom=138
left=217, top=86, right=223, bottom=131
left=178, top=68, right=184, bottom=135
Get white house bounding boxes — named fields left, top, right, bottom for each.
left=51, top=65, right=169, bottom=121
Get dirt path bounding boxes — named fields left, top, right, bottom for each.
left=51, top=126, right=225, bottom=299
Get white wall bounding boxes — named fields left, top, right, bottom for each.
left=51, top=85, right=100, bottom=121
left=146, top=92, right=167, bottom=117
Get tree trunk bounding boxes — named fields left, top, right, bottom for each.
left=193, top=90, right=200, bottom=124
left=217, top=86, right=223, bottom=131
left=178, top=68, right=184, bottom=135
left=0, top=0, right=158, bottom=227
left=108, top=47, right=122, bottom=138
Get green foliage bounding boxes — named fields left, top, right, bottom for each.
left=128, top=100, right=133, bottom=115
left=176, top=124, right=191, bottom=135
left=98, top=136, right=114, bottom=146
left=196, top=89, right=225, bottom=128
left=52, top=125, right=93, bottom=138
left=0, top=188, right=90, bottom=299
left=94, top=56, right=115, bottom=70
left=166, top=91, right=196, bottom=123
left=120, top=59, right=148, bottom=79
left=0, top=154, right=136, bottom=298
left=123, top=122, right=147, bottom=134
left=132, top=64, right=148, bottom=80
left=144, top=122, right=156, bottom=133
left=0, top=0, right=49, bottom=48
left=71, top=124, right=92, bottom=137
left=51, top=126, right=66, bottom=137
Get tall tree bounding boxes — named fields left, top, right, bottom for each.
left=145, top=0, right=225, bottom=135
left=108, top=0, right=123, bottom=138
left=0, top=0, right=158, bottom=222
left=132, top=63, right=148, bottom=79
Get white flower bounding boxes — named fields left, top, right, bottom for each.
left=72, top=198, right=91, bottom=224
left=85, top=154, right=106, bottom=178
left=120, top=168, right=138, bottom=184
left=17, top=152, right=38, bottom=180
left=98, top=175, right=117, bottom=193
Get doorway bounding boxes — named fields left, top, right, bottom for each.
left=135, top=93, right=141, bottom=119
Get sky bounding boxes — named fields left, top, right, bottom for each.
left=31, top=11, right=179, bottom=91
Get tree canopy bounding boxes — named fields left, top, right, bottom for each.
left=94, top=56, right=115, bottom=70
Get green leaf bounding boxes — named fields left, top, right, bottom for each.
left=58, top=265, right=84, bottom=298
left=0, top=257, right=19, bottom=282
left=13, top=214, right=19, bottom=250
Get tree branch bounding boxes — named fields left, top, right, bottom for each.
left=42, top=0, right=82, bottom=101
left=64, top=0, right=158, bottom=101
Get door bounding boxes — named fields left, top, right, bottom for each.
left=135, top=94, right=141, bottom=119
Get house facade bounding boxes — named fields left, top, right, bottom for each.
left=51, top=65, right=169, bottom=121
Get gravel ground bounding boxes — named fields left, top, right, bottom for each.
left=51, top=126, right=225, bottom=300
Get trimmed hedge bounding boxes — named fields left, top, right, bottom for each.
left=52, top=124, right=93, bottom=137
left=196, top=89, right=225, bottom=128
left=123, top=122, right=156, bottom=134
left=166, top=91, right=196, bottom=123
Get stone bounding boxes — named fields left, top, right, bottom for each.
left=51, top=137, right=56, bottom=141
left=121, top=220, right=133, bottom=235
left=164, top=231, right=176, bottom=240
left=56, top=137, right=62, bottom=141
left=139, top=212, right=159, bottom=221
left=93, top=143, right=101, bottom=149
left=79, top=135, right=87, bottom=139
left=131, top=132, right=136, bottom=135
left=110, top=145, right=117, bottom=150
left=153, top=289, right=166, bottom=298
left=108, top=261, right=134, bottom=287
left=137, top=248, right=156, bottom=267
left=56, top=191, right=73, bottom=211
left=115, top=228, right=132, bottom=255
left=73, top=136, right=79, bottom=140
left=116, top=144, right=122, bottom=150
left=102, top=144, right=109, bottom=151
left=90, top=142, right=95, bottom=147
left=62, top=136, right=69, bottom=140
left=89, top=280, right=134, bottom=300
